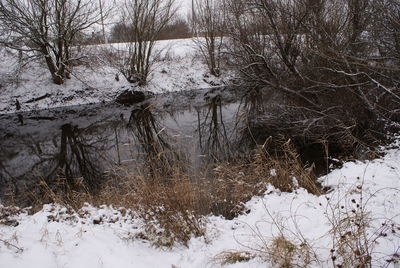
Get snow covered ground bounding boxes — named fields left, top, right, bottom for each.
left=1, top=141, right=399, bottom=267
left=0, top=38, right=231, bottom=113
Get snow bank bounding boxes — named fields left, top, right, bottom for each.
left=0, top=38, right=232, bottom=114
left=1, top=145, right=399, bottom=267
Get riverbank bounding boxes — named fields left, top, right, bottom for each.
left=0, top=38, right=232, bottom=114
left=1, top=139, right=399, bottom=267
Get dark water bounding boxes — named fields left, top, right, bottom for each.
left=0, top=87, right=246, bottom=198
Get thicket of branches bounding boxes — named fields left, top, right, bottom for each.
left=192, top=0, right=224, bottom=77
left=219, top=0, right=400, bottom=152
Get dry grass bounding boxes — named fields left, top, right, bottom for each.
left=4, top=138, right=323, bottom=247
left=213, top=250, right=256, bottom=265
left=214, top=234, right=316, bottom=268
left=9, top=173, right=93, bottom=212
left=0, top=206, right=30, bottom=227
left=329, top=211, right=374, bottom=268
left=250, top=138, right=323, bottom=195
left=262, top=235, right=314, bottom=268
left=325, top=185, right=400, bottom=268
left=5, top=136, right=398, bottom=267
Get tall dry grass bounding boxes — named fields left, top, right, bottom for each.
left=4, top=139, right=323, bottom=246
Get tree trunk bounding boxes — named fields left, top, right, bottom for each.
left=43, top=54, right=65, bottom=85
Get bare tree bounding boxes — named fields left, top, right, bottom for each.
left=223, top=0, right=400, bottom=153
left=0, top=0, right=108, bottom=84
left=372, top=0, right=400, bottom=62
left=120, top=0, right=176, bottom=85
left=222, top=0, right=311, bottom=92
left=192, top=0, right=224, bottom=77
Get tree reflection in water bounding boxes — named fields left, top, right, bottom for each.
left=127, top=104, right=183, bottom=181
left=197, top=95, right=233, bottom=162
left=2, top=122, right=114, bottom=206
left=45, top=123, right=104, bottom=191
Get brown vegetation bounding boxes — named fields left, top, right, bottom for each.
left=3, top=138, right=322, bottom=246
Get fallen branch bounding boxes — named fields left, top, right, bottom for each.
left=25, top=93, right=52, bottom=104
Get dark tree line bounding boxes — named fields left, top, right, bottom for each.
left=110, top=18, right=191, bottom=43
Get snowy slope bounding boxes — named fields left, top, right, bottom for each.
left=0, top=38, right=232, bottom=114
left=1, top=142, right=399, bottom=267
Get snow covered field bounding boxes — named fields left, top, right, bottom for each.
left=0, top=38, right=231, bottom=113
left=1, top=141, right=399, bottom=267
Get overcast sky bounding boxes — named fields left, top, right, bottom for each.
left=111, top=0, right=192, bottom=19
left=177, top=0, right=192, bottom=17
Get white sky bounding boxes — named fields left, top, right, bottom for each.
left=177, top=0, right=192, bottom=17
left=109, top=0, right=192, bottom=20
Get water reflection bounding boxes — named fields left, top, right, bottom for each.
left=197, top=95, right=233, bottom=162
left=44, top=123, right=104, bottom=190
left=242, top=88, right=266, bottom=116
left=0, top=92, right=243, bottom=202
left=126, top=104, right=184, bottom=180
left=0, top=122, right=115, bottom=203
left=235, top=89, right=270, bottom=148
